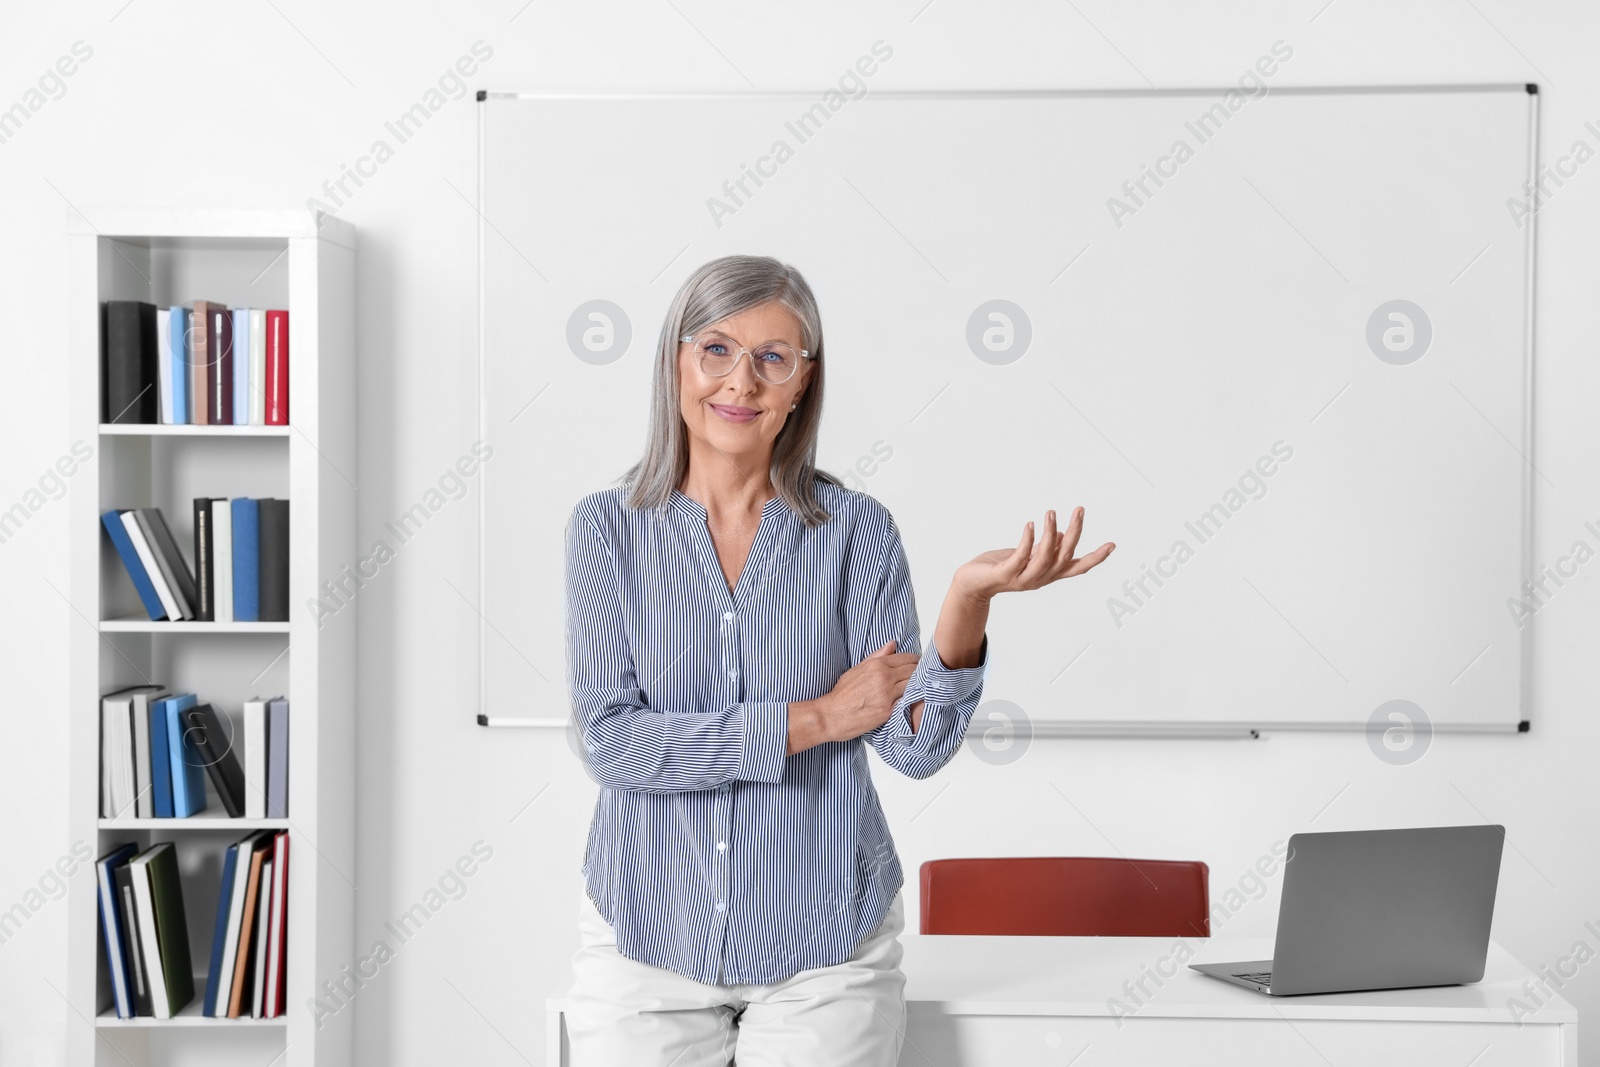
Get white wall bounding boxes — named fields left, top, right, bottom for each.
left=2, top=2, right=1597, bottom=1064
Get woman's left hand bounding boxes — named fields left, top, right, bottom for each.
left=953, top=507, right=1115, bottom=601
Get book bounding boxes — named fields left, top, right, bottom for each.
left=193, top=498, right=214, bottom=622
left=163, top=693, right=207, bottom=817
left=131, top=509, right=192, bottom=620
left=228, top=834, right=273, bottom=1017
left=100, top=685, right=160, bottom=818
left=185, top=703, right=245, bottom=818
left=267, top=698, right=290, bottom=818
left=213, top=831, right=270, bottom=1017
left=95, top=843, right=141, bottom=1019
left=130, top=687, right=167, bottom=818
left=191, top=300, right=219, bottom=425
left=136, top=508, right=197, bottom=620
left=169, top=306, right=191, bottom=424
left=243, top=698, right=268, bottom=819
left=264, top=310, right=288, bottom=425
left=210, top=304, right=234, bottom=425
left=232, top=498, right=260, bottom=622
left=127, top=851, right=167, bottom=1016
left=263, top=831, right=289, bottom=1017
left=156, top=308, right=173, bottom=424
left=100, top=509, right=166, bottom=621
left=249, top=308, right=267, bottom=425
left=214, top=499, right=234, bottom=623
left=103, top=300, right=157, bottom=424
left=129, top=841, right=194, bottom=1018
left=251, top=858, right=272, bottom=1017
left=202, top=840, right=242, bottom=1016
left=120, top=511, right=181, bottom=622
left=99, top=690, right=124, bottom=817
left=232, top=308, right=252, bottom=425
left=114, top=862, right=153, bottom=1016
left=258, top=499, right=289, bottom=622
left=148, top=694, right=176, bottom=818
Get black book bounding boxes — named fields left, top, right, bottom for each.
left=138, top=508, right=198, bottom=619
left=258, top=499, right=290, bottom=622
left=184, top=704, right=246, bottom=817
left=193, top=498, right=214, bottom=622
left=113, top=862, right=153, bottom=1016
left=103, top=301, right=158, bottom=424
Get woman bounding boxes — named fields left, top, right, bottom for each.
left=563, top=254, right=1113, bottom=1065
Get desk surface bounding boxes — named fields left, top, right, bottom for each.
left=546, top=936, right=1574, bottom=1027
left=897, top=936, right=1575, bottom=1025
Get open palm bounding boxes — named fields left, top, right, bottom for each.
left=955, top=506, right=1115, bottom=600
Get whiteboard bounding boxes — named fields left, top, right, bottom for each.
left=475, top=86, right=1537, bottom=735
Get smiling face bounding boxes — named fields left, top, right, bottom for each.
left=678, top=300, right=813, bottom=471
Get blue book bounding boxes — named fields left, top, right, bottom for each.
left=149, top=695, right=178, bottom=817
left=100, top=509, right=166, bottom=621
left=201, top=839, right=242, bottom=1016
left=95, top=843, right=141, bottom=1019
left=169, top=307, right=191, bottom=425
left=232, top=498, right=260, bottom=622
left=162, top=693, right=206, bottom=817
left=232, top=309, right=251, bottom=425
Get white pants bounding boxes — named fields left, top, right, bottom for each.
left=564, top=887, right=908, bottom=1066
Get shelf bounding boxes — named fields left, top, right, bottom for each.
left=70, top=211, right=355, bottom=1067
left=99, top=617, right=289, bottom=633
left=100, top=811, right=289, bottom=831
left=97, top=989, right=288, bottom=1027
left=100, top=423, right=292, bottom=436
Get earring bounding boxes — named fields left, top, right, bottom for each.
left=789, top=402, right=797, bottom=411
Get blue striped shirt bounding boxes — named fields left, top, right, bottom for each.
left=565, top=479, right=988, bottom=986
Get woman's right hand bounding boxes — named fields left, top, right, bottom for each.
left=789, top=641, right=919, bottom=753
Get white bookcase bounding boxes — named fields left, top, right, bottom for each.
left=66, top=209, right=356, bottom=1067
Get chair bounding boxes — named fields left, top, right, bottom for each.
left=919, top=857, right=1210, bottom=936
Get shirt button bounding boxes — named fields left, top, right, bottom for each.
left=715, top=901, right=726, bottom=912
left=718, top=784, right=731, bottom=794
left=723, top=611, right=734, bottom=621
left=728, top=669, right=738, bottom=679
left=716, top=841, right=727, bottom=851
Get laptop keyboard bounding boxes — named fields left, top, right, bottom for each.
left=1234, top=972, right=1272, bottom=985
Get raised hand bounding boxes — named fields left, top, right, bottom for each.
left=953, top=506, right=1115, bottom=601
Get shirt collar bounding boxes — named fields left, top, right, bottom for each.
left=669, top=487, right=788, bottom=521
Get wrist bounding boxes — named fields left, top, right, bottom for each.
left=787, top=697, right=830, bottom=754
left=951, top=576, right=994, bottom=606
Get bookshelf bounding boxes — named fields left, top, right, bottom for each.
left=67, top=209, right=356, bottom=1067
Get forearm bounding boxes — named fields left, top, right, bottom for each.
left=897, top=583, right=989, bottom=733
left=933, top=583, right=990, bottom=669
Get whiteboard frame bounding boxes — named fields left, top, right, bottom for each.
left=472, top=84, right=1540, bottom=738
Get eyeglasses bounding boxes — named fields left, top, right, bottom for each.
left=680, top=331, right=812, bottom=385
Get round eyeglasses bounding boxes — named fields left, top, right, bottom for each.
left=681, top=332, right=812, bottom=385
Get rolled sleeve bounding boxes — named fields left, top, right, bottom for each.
left=883, top=634, right=989, bottom=741
left=856, top=508, right=990, bottom=779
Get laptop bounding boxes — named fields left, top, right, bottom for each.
left=1190, top=824, right=1504, bottom=996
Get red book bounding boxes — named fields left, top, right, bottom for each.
left=263, top=831, right=289, bottom=1017
left=265, top=310, right=289, bottom=425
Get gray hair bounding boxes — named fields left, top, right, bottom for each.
left=621, top=254, right=839, bottom=527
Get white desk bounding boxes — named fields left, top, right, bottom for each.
left=545, top=937, right=1577, bottom=1065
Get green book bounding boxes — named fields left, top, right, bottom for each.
left=129, top=842, right=194, bottom=1018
